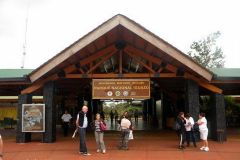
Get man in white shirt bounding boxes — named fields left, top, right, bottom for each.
left=61, top=110, right=72, bottom=137
left=184, top=113, right=197, bottom=147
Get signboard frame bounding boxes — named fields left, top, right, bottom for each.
left=92, top=79, right=150, bottom=99
left=22, top=104, right=45, bottom=132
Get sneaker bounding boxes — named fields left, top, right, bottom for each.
left=83, top=153, right=91, bottom=156
left=204, top=147, right=209, bottom=152
left=102, top=150, right=106, bottom=154
left=97, top=149, right=100, bottom=153
left=200, top=146, right=205, bottom=150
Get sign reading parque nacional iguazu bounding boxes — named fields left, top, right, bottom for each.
left=92, top=79, right=150, bottom=99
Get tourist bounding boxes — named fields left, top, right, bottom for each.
left=61, top=110, right=72, bottom=137
left=176, top=112, right=186, bottom=149
left=197, top=113, right=209, bottom=152
left=184, top=113, right=197, bottom=147
left=94, top=113, right=106, bottom=154
left=134, top=109, right=139, bottom=123
left=110, top=110, right=114, bottom=124
left=76, top=106, right=91, bottom=156
left=114, top=110, right=119, bottom=124
left=118, top=111, right=132, bottom=150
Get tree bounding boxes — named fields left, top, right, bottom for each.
left=187, top=31, right=225, bottom=68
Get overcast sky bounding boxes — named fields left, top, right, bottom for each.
left=0, top=0, right=240, bottom=69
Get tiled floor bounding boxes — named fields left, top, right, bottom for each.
left=2, top=130, right=240, bottom=160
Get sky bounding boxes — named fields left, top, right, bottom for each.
left=0, top=0, right=240, bottom=69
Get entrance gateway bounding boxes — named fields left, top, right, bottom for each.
left=0, top=15, right=231, bottom=143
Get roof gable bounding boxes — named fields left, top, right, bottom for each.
left=29, top=14, right=213, bottom=82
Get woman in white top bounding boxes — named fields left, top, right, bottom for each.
left=184, top=113, right=197, bottom=147
left=197, top=113, right=209, bottom=151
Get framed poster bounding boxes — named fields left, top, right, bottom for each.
left=22, top=104, right=45, bottom=132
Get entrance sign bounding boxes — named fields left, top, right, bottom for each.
left=22, top=104, right=45, bottom=132
left=92, top=79, right=150, bottom=99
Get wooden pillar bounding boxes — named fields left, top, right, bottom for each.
left=16, top=94, right=32, bottom=143
left=210, top=93, right=227, bottom=141
left=43, top=81, right=56, bottom=143
left=185, top=79, right=200, bottom=121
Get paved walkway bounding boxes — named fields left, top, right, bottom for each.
left=2, top=130, right=240, bottom=160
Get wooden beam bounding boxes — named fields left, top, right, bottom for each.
left=210, top=80, right=240, bottom=84
left=119, top=50, right=123, bottom=74
left=81, top=45, right=117, bottom=66
left=66, top=73, right=176, bottom=78
left=21, top=74, right=58, bottom=94
left=124, top=45, right=162, bottom=65
left=149, top=61, right=153, bottom=69
left=184, top=73, right=222, bottom=94
left=78, top=68, right=85, bottom=74
left=157, top=67, right=164, bottom=73
left=62, top=45, right=117, bottom=74
left=125, top=50, right=156, bottom=73
left=125, top=45, right=179, bottom=74
left=87, top=50, right=118, bottom=74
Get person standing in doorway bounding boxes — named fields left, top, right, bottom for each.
left=184, top=113, right=197, bottom=147
left=76, top=106, right=91, bottom=156
left=110, top=110, right=114, bottom=124
left=94, top=113, right=106, bottom=154
left=114, top=110, right=119, bottom=124
left=134, top=109, right=139, bottom=124
left=197, top=113, right=209, bottom=152
left=61, top=110, right=72, bottom=137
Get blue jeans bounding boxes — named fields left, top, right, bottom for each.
left=79, top=128, right=87, bottom=153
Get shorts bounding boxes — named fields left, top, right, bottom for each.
left=200, top=129, right=208, bottom=140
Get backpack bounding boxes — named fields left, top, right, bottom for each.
left=174, top=121, right=181, bottom=131
left=193, top=123, right=199, bottom=132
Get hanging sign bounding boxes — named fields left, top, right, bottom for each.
left=92, top=79, right=150, bottom=99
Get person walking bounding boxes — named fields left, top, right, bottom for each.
left=94, top=113, right=106, bottom=154
left=197, top=113, right=209, bottom=152
left=134, top=109, right=139, bottom=123
left=176, top=112, right=186, bottom=149
left=184, top=113, right=197, bottom=147
left=110, top=110, right=114, bottom=124
left=118, top=112, right=131, bottom=150
left=114, top=110, right=119, bottom=124
left=61, top=110, right=72, bottom=137
left=76, top=105, right=91, bottom=156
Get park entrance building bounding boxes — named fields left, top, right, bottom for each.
left=0, top=15, right=240, bottom=143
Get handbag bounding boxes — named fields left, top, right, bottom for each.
left=129, top=130, right=134, bottom=140
left=100, top=121, right=107, bottom=131
left=193, top=123, right=199, bottom=132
